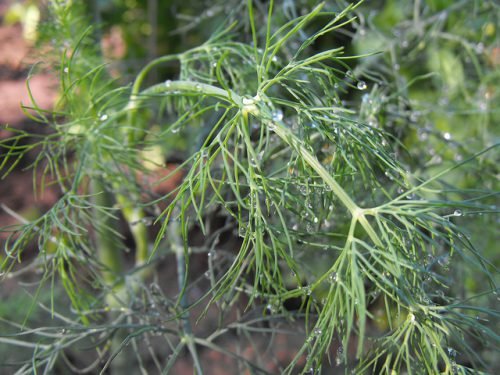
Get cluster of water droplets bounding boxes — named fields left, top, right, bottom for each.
left=328, top=271, right=339, bottom=283
left=335, top=345, right=344, bottom=366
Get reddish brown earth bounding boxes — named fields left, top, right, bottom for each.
left=0, top=9, right=59, bottom=242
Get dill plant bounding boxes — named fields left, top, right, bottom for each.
left=0, top=0, right=498, bottom=374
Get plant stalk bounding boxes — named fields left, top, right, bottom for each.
left=128, top=79, right=382, bottom=247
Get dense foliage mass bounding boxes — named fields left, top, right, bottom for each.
left=1, top=1, right=498, bottom=374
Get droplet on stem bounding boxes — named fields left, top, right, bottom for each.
left=242, top=97, right=255, bottom=105
left=272, top=109, right=284, bottom=122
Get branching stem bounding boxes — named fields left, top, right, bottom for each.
left=126, top=79, right=382, bottom=247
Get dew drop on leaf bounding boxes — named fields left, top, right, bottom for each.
left=328, top=272, right=338, bottom=282
left=272, top=109, right=284, bottom=121
left=165, top=79, right=171, bottom=88
left=357, top=80, right=367, bottom=90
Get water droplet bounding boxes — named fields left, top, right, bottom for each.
left=313, top=217, right=319, bottom=223
left=171, top=127, right=180, bottom=134
left=357, top=81, right=367, bottom=90
left=211, top=62, right=217, bottom=68
left=272, top=55, right=278, bottom=63
left=242, top=97, right=255, bottom=105
left=165, top=79, right=172, bottom=88
left=384, top=171, right=394, bottom=180
left=447, top=347, right=457, bottom=358
left=272, top=109, right=284, bottom=121
left=345, top=70, right=353, bottom=78
left=328, top=205, right=334, bottom=211
left=408, top=312, right=416, bottom=323
left=195, top=84, right=202, bottom=92
left=443, top=132, right=451, bottom=140
left=437, top=94, right=449, bottom=106
left=336, top=346, right=344, bottom=366
left=63, top=67, right=69, bottom=73
left=328, top=272, right=338, bottom=282
left=418, top=128, right=428, bottom=141
left=438, top=255, right=450, bottom=269
left=99, top=114, right=108, bottom=121
left=303, top=286, right=312, bottom=296
left=453, top=210, right=462, bottom=217
left=410, top=111, right=420, bottom=122
left=314, top=327, right=322, bottom=336
left=393, top=63, right=400, bottom=71
left=239, top=225, right=247, bottom=237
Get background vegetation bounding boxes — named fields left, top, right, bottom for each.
left=1, top=0, right=498, bottom=374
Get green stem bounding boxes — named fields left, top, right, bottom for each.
left=169, top=215, right=203, bottom=374
left=126, top=79, right=381, bottom=247
left=114, top=193, right=149, bottom=266
left=91, top=177, right=124, bottom=291
left=92, top=176, right=133, bottom=373
left=127, top=54, right=181, bottom=144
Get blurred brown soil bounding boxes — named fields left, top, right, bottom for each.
left=0, top=10, right=59, bottom=242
